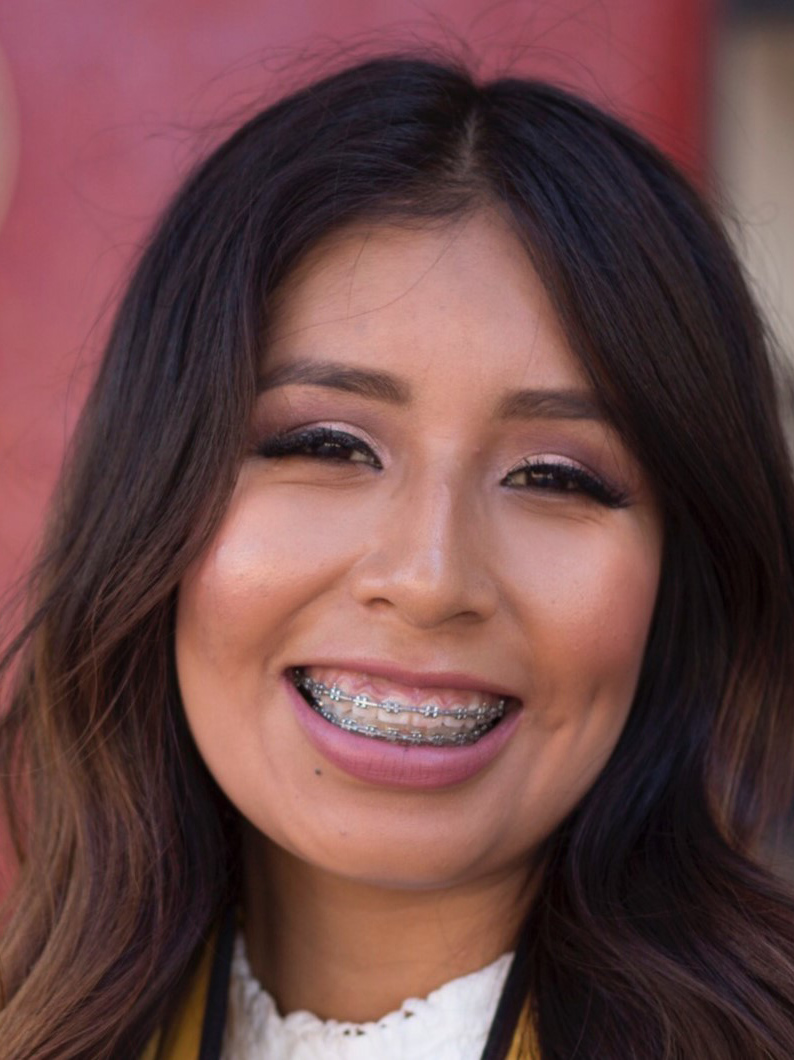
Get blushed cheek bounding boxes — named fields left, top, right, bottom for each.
left=176, top=539, right=270, bottom=674
left=572, top=554, right=661, bottom=725
left=507, top=518, right=661, bottom=710
left=174, top=479, right=372, bottom=686
left=206, top=469, right=380, bottom=585
left=178, top=490, right=308, bottom=618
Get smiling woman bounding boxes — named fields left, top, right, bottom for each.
left=177, top=213, right=661, bottom=919
left=1, top=55, right=794, bottom=1060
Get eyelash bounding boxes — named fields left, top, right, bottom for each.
left=256, top=426, right=628, bottom=508
left=257, top=426, right=383, bottom=468
left=502, top=461, right=628, bottom=508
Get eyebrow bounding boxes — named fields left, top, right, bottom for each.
left=495, top=388, right=604, bottom=421
left=257, top=359, right=605, bottom=422
left=258, top=361, right=410, bottom=403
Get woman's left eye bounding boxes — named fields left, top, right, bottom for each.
left=502, top=459, right=628, bottom=508
left=256, top=426, right=382, bottom=468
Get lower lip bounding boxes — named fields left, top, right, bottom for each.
left=285, top=674, right=522, bottom=790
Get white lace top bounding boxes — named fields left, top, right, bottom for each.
left=221, top=933, right=513, bottom=1059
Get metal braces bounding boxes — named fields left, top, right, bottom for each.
left=295, top=671, right=505, bottom=723
left=308, top=700, right=496, bottom=747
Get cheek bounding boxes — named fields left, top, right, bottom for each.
left=497, top=536, right=660, bottom=846
left=503, top=512, right=661, bottom=702
left=176, top=480, right=363, bottom=662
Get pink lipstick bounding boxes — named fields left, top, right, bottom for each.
left=284, top=668, right=522, bottom=790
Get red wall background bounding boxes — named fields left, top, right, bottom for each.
left=0, top=0, right=714, bottom=602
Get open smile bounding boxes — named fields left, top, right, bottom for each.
left=291, top=666, right=513, bottom=747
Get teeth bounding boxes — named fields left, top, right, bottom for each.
left=293, top=668, right=507, bottom=747
left=351, top=697, right=369, bottom=719
left=441, top=715, right=465, bottom=731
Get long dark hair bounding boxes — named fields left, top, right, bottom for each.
left=2, top=54, right=794, bottom=1059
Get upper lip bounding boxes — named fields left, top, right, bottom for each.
left=290, top=658, right=523, bottom=703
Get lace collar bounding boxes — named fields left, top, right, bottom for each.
left=221, top=932, right=513, bottom=1059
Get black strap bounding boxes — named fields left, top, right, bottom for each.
left=478, top=920, right=532, bottom=1060
left=198, top=904, right=237, bottom=1060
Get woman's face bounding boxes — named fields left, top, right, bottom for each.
left=176, top=210, right=662, bottom=890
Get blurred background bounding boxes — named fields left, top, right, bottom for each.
left=0, top=0, right=792, bottom=597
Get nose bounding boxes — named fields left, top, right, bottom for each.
left=348, top=471, right=499, bottom=629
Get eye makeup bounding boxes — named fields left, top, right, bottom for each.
left=257, top=426, right=383, bottom=468
left=254, top=418, right=631, bottom=510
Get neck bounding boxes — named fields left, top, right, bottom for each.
left=241, top=827, right=532, bottom=1023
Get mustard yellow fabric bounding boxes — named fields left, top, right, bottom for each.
left=143, top=945, right=537, bottom=1059
left=508, top=1006, right=539, bottom=1059
left=141, top=931, right=215, bottom=1060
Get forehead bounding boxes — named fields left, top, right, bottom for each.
left=265, top=209, right=587, bottom=396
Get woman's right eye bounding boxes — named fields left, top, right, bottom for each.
left=257, top=426, right=383, bottom=469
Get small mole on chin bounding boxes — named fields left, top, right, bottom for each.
left=314, top=767, right=322, bottom=776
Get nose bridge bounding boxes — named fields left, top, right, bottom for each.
left=352, top=457, right=498, bottom=627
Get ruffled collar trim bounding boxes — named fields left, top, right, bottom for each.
left=222, top=932, right=513, bottom=1059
